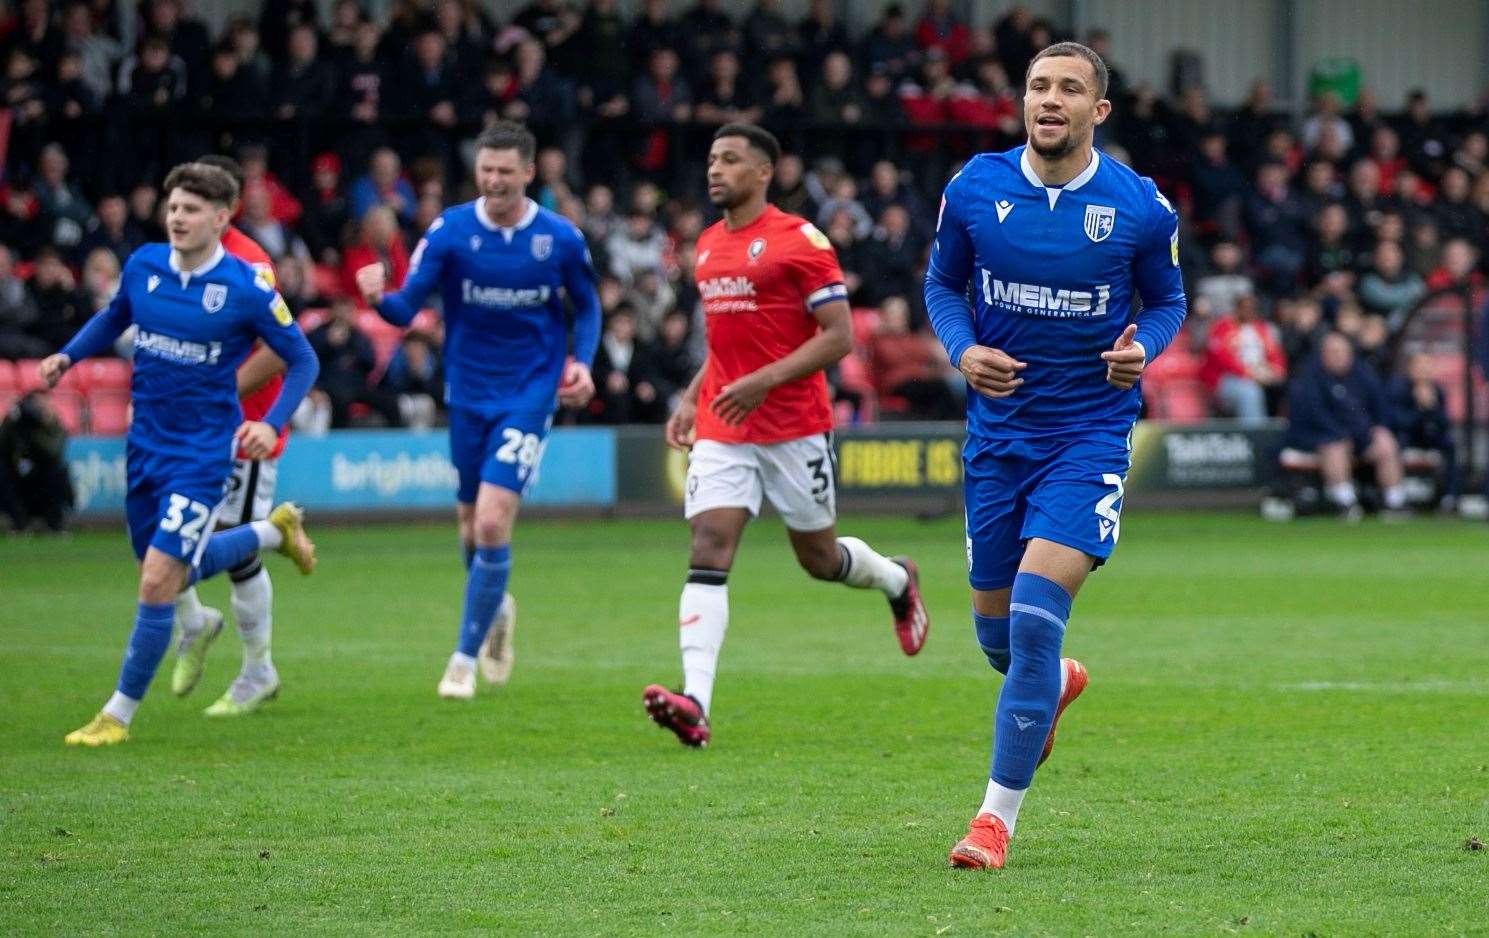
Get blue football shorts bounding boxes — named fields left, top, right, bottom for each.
left=448, top=405, right=553, bottom=503
left=962, top=430, right=1132, bottom=591
left=125, top=444, right=231, bottom=563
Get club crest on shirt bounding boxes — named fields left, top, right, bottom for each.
left=147, top=275, right=160, bottom=293
left=531, top=234, right=553, bottom=261
left=748, top=238, right=766, bottom=262
left=1083, top=204, right=1116, bottom=243
left=202, top=283, right=227, bottom=313
left=470, top=235, right=482, bottom=252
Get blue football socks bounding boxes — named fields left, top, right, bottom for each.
left=190, top=524, right=261, bottom=584
left=989, top=573, right=1071, bottom=790
left=115, top=601, right=174, bottom=700
left=973, top=612, right=1011, bottom=674
left=456, top=545, right=511, bottom=657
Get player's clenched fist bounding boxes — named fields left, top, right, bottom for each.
left=37, top=353, right=71, bottom=388
left=1101, top=324, right=1147, bottom=390
left=234, top=420, right=278, bottom=460
left=354, top=262, right=387, bottom=307
left=557, top=358, right=595, bottom=409
left=958, top=345, right=1026, bottom=398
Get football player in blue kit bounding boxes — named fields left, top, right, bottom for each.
left=38, top=162, right=320, bottom=746
left=355, top=122, right=602, bottom=699
left=923, top=43, right=1187, bottom=868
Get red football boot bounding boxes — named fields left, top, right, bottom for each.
left=1037, top=658, right=1088, bottom=767
left=642, top=684, right=710, bottom=748
left=948, top=812, right=1009, bottom=870
left=889, top=557, right=929, bottom=656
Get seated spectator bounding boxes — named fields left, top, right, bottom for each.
left=128, top=183, right=165, bottom=241
left=1304, top=203, right=1360, bottom=288
left=592, top=304, right=664, bottom=423
left=770, top=153, right=818, bottom=221
left=856, top=204, right=920, bottom=305
left=0, top=391, right=74, bottom=533
left=652, top=308, right=698, bottom=408
left=1358, top=239, right=1425, bottom=327
left=606, top=210, right=667, bottom=285
left=238, top=182, right=308, bottom=261
left=1283, top=331, right=1406, bottom=515
left=377, top=331, right=441, bottom=429
left=26, top=247, right=91, bottom=350
left=1277, top=296, right=1326, bottom=372
left=1424, top=237, right=1484, bottom=293
left=858, top=2, right=918, bottom=80
left=868, top=295, right=959, bottom=419
left=81, top=247, right=121, bottom=311
left=340, top=206, right=408, bottom=300
left=860, top=160, right=930, bottom=243
left=239, top=144, right=304, bottom=225
left=694, top=49, right=760, bottom=127
left=626, top=267, right=675, bottom=341
left=348, top=148, right=416, bottom=227
left=307, top=296, right=403, bottom=428
left=914, top=0, right=970, bottom=66
left=1243, top=161, right=1308, bottom=294
left=0, top=244, right=46, bottom=359
left=1194, top=241, right=1254, bottom=316
left=1391, top=352, right=1458, bottom=506
left=1200, top=294, right=1285, bottom=424
left=814, top=176, right=873, bottom=239
left=76, top=193, right=145, bottom=267
left=301, top=152, right=351, bottom=266
left=32, top=143, right=92, bottom=253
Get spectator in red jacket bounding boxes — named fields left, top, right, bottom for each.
left=339, top=205, right=408, bottom=300
left=914, top=0, right=969, bottom=66
left=867, top=295, right=960, bottom=419
left=1201, top=293, right=1286, bottom=424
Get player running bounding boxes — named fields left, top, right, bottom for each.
left=641, top=123, right=930, bottom=749
left=39, top=162, right=320, bottom=747
left=169, top=154, right=294, bottom=717
left=355, top=122, right=600, bottom=700
left=924, top=43, right=1186, bottom=868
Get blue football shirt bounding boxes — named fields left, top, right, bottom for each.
left=377, top=198, right=601, bottom=417
left=61, top=242, right=316, bottom=460
left=924, top=146, right=1187, bottom=439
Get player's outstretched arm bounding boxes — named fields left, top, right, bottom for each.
left=710, top=299, right=852, bottom=426
left=44, top=275, right=137, bottom=385
left=363, top=217, right=450, bottom=327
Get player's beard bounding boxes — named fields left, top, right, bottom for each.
left=1029, top=124, right=1080, bottom=160
left=707, top=183, right=738, bottom=209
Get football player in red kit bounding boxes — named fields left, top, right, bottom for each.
left=170, top=154, right=291, bottom=718
left=642, top=123, right=931, bottom=748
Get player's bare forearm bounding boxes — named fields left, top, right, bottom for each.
left=750, top=300, right=853, bottom=390
left=237, top=345, right=287, bottom=397
left=681, top=360, right=707, bottom=403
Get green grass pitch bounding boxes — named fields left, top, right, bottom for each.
left=2, top=512, right=1486, bottom=935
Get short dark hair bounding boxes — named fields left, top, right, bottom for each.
left=713, top=123, right=781, bottom=166
left=197, top=154, right=245, bottom=195
left=474, top=121, right=537, bottom=163
left=1027, top=41, right=1109, bottom=100
left=161, top=161, right=238, bottom=208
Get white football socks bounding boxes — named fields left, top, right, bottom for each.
left=174, top=587, right=206, bottom=638
left=231, top=567, right=274, bottom=672
left=250, top=519, right=282, bottom=551
left=978, top=779, right=1028, bottom=836
left=103, top=691, right=140, bottom=725
left=679, top=581, right=728, bottom=715
left=835, top=536, right=909, bottom=597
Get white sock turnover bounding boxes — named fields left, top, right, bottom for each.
left=231, top=566, right=274, bottom=671
left=835, top=536, right=909, bottom=598
left=978, top=779, right=1028, bottom=836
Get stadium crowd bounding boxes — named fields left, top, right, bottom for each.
left=0, top=0, right=1485, bottom=483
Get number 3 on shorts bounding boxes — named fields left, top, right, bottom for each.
left=496, top=427, right=543, bottom=481
left=1094, top=473, right=1124, bottom=544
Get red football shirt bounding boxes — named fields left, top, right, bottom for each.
left=693, top=205, right=846, bottom=444
left=222, top=226, right=289, bottom=459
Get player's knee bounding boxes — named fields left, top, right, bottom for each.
left=138, top=563, right=183, bottom=603
left=688, top=524, right=736, bottom=571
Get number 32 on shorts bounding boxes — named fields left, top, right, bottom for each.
left=1095, top=473, right=1124, bottom=544
left=160, top=493, right=212, bottom=551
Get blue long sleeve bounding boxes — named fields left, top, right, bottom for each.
left=563, top=241, right=602, bottom=367
left=923, top=175, right=978, bottom=368
left=1131, top=190, right=1188, bottom=362
left=256, top=325, right=317, bottom=431
left=374, top=220, right=448, bottom=328
left=60, top=293, right=131, bottom=362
